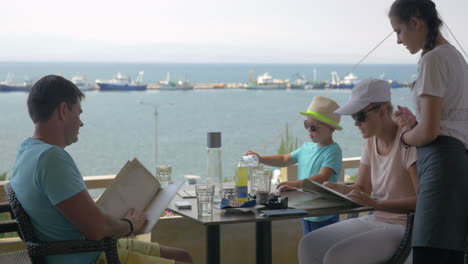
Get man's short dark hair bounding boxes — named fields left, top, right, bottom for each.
left=27, top=75, right=85, bottom=123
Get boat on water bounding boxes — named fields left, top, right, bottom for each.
left=96, top=71, right=147, bottom=91
left=0, top=83, right=32, bottom=92
left=295, top=68, right=328, bottom=89
left=158, top=72, right=193, bottom=91
left=72, top=74, right=94, bottom=91
left=306, top=81, right=329, bottom=89
left=388, top=80, right=406, bottom=88
left=289, top=74, right=309, bottom=89
left=246, top=72, right=287, bottom=90
left=0, top=73, right=33, bottom=92
left=379, top=73, right=407, bottom=89
left=329, top=72, right=358, bottom=89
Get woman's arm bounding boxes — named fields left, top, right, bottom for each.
left=402, top=95, right=442, bottom=147
left=347, top=163, right=418, bottom=213
left=324, top=163, right=372, bottom=195
left=351, top=163, right=373, bottom=195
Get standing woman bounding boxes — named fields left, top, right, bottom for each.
left=389, top=0, right=468, bottom=263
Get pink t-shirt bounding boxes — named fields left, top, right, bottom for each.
left=361, top=128, right=418, bottom=225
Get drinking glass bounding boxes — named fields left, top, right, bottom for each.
left=195, top=184, right=215, bottom=217
left=156, top=165, right=172, bottom=188
left=251, top=168, right=272, bottom=205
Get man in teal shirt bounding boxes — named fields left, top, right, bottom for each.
left=10, top=75, right=192, bottom=264
left=246, top=96, right=343, bottom=234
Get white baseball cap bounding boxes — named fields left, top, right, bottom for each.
left=334, top=78, right=391, bottom=115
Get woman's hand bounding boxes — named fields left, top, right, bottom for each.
left=323, top=182, right=352, bottom=195
left=277, top=180, right=302, bottom=192
left=394, top=105, right=417, bottom=130
left=346, top=190, right=377, bottom=207
left=123, top=208, right=147, bottom=235
left=323, top=181, right=338, bottom=189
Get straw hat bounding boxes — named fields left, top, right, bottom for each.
left=300, top=96, right=342, bottom=130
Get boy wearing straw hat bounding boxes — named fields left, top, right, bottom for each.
left=245, top=96, right=343, bottom=234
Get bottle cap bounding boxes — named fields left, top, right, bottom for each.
left=207, top=132, right=221, bottom=148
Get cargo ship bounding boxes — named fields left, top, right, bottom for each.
left=96, top=72, right=147, bottom=91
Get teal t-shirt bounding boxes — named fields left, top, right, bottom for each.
left=290, top=142, right=342, bottom=222
left=10, top=138, right=100, bottom=264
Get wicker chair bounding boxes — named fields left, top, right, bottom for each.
left=385, top=213, right=414, bottom=264
left=4, top=183, right=120, bottom=264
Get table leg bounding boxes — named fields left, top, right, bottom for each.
left=206, top=225, right=220, bottom=264
left=256, top=221, right=272, bottom=264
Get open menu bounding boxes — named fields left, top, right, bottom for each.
left=96, top=158, right=183, bottom=234
left=284, top=179, right=361, bottom=210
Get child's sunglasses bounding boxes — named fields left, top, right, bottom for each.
left=303, top=120, right=319, bottom=131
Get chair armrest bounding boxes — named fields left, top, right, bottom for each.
left=386, top=212, right=414, bottom=264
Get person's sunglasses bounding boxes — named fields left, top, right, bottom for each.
left=304, top=120, right=319, bottom=131
left=351, top=105, right=382, bottom=123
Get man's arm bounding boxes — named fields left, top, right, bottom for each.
left=56, top=190, right=135, bottom=240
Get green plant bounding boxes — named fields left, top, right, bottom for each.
left=0, top=171, right=8, bottom=181
left=345, top=173, right=357, bottom=183
left=277, top=123, right=299, bottom=155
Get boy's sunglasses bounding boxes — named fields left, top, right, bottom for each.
left=304, top=120, right=319, bottom=131
left=351, top=105, right=382, bottom=123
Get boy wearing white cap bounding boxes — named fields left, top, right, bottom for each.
left=298, top=79, right=418, bottom=264
left=245, top=96, right=343, bottom=234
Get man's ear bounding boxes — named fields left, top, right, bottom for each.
left=57, top=102, right=68, bottom=121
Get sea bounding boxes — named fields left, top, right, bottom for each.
left=0, top=62, right=417, bottom=182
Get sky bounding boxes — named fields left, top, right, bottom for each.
left=1, top=0, right=467, bottom=63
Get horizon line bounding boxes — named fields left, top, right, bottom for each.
left=0, top=60, right=416, bottom=65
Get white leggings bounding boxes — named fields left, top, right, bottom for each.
left=298, top=215, right=412, bottom=264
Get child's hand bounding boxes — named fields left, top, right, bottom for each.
left=244, top=150, right=260, bottom=157
left=277, top=180, right=301, bottom=192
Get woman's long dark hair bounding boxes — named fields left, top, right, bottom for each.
left=389, top=0, right=442, bottom=51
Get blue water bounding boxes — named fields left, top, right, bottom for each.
left=0, top=63, right=416, bottom=181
